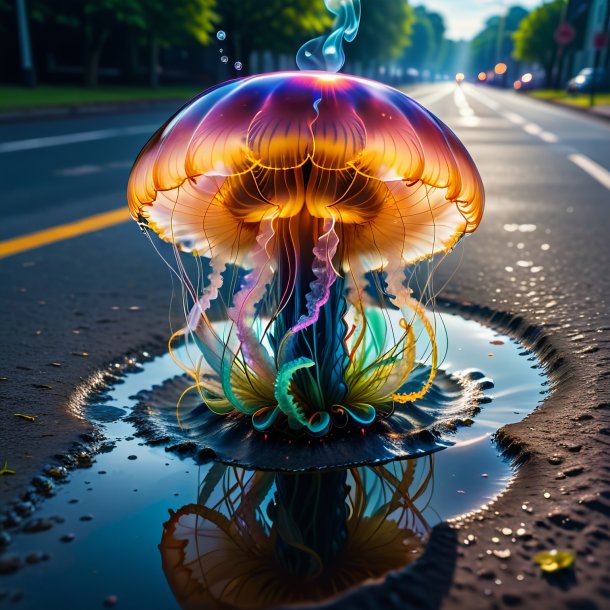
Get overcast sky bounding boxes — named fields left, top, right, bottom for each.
left=418, top=1, right=542, bottom=40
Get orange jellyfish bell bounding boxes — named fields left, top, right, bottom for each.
left=128, top=71, right=484, bottom=436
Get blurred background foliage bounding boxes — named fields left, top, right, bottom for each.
left=1, top=0, right=607, bottom=96
left=1, top=0, right=456, bottom=87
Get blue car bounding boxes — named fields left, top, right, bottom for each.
left=567, top=67, right=610, bottom=93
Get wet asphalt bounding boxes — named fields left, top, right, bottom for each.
left=1, top=83, right=609, bottom=505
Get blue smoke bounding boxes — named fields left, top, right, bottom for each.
left=296, top=0, right=361, bottom=72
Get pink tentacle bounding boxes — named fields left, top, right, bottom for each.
left=228, top=217, right=277, bottom=380
left=185, top=257, right=226, bottom=333
left=291, top=216, right=340, bottom=333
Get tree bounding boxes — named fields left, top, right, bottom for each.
left=136, top=0, right=218, bottom=88
left=31, top=0, right=145, bottom=86
left=348, top=0, right=414, bottom=65
left=401, top=5, right=446, bottom=73
left=215, top=0, right=332, bottom=71
left=31, top=0, right=217, bottom=87
left=470, top=5, right=529, bottom=75
left=513, top=0, right=566, bottom=86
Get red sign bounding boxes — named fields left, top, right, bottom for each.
left=554, top=22, right=575, bottom=45
left=593, top=32, right=609, bottom=50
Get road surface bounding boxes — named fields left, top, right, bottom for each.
left=1, top=83, right=609, bottom=610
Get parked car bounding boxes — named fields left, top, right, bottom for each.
left=566, top=67, right=610, bottom=93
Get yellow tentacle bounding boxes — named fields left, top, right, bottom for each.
left=391, top=301, right=438, bottom=404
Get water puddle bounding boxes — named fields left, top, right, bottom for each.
left=0, top=312, right=547, bottom=609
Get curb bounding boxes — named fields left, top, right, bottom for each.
left=0, top=98, right=189, bottom=124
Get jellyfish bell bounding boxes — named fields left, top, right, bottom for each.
left=128, top=71, right=484, bottom=440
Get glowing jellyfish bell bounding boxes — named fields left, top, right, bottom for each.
left=127, top=71, right=484, bottom=437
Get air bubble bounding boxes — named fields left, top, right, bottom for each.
left=216, top=30, right=226, bottom=41
left=234, top=61, right=242, bottom=70
left=220, top=55, right=228, bottom=64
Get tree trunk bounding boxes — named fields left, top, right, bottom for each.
left=149, top=37, right=160, bottom=88
left=84, top=46, right=102, bottom=87
left=83, top=28, right=108, bottom=87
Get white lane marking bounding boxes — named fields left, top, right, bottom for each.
left=55, top=165, right=103, bottom=177
left=467, top=86, right=559, bottom=141
left=540, top=131, right=558, bottom=143
left=453, top=87, right=480, bottom=126
left=524, top=122, right=543, bottom=135
left=504, top=111, right=526, bottom=124
left=0, top=124, right=158, bottom=153
left=54, top=159, right=132, bottom=177
left=508, top=117, right=559, bottom=144
left=569, top=153, right=610, bottom=191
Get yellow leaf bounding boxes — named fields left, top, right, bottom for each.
left=534, top=549, right=575, bottom=572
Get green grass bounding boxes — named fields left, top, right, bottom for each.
left=0, top=85, right=207, bottom=110
left=528, top=89, right=610, bottom=108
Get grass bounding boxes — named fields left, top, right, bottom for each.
left=527, top=89, right=610, bottom=108
left=0, top=85, right=207, bottom=110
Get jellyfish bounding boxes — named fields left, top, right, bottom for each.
left=127, top=71, right=484, bottom=437
left=159, top=459, right=432, bottom=609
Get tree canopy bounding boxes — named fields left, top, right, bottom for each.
left=469, top=5, right=529, bottom=73
left=513, top=0, right=567, bottom=81
left=29, top=0, right=218, bottom=85
left=347, top=0, right=414, bottom=65
left=401, top=5, right=446, bottom=73
left=215, top=0, right=332, bottom=66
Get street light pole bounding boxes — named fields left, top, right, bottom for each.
left=16, top=0, right=36, bottom=87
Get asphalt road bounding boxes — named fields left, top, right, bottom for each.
left=1, top=82, right=610, bottom=609
left=1, top=82, right=609, bottom=501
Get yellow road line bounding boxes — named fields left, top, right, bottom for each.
left=0, top=207, right=132, bottom=259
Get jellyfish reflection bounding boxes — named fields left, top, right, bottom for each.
left=160, top=458, right=433, bottom=609
left=128, top=72, right=484, bottom=436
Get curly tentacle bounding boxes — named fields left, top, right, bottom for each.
left=185, top=257, right=226, bottom=334
left=391, top=299, right=438, bottom=404
left=274, top=357, right=330, bottom=434
left=290, top=217, right=340, bottom=333
left=228, top=216, right=277, bottom=382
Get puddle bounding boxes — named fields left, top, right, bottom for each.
left=0, top=312, right=547, bottom=609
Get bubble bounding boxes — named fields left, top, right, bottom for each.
left=216, top=30, right=226, bottom=41
left=234, top=61, right=242, bottom=70
left=219, top=48, right=223, bottom=53
left=220, top=56, right=228, bottom=64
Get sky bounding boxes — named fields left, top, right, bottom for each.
left=418, top=0, right=542, bottom=40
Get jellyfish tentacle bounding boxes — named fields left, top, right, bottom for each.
left=275, top=358, right=314, bottom=424
left=372, top=317, right=417, bottom=403
left=185, top=257, right=226, bottom=334
left=290, top=216, right=340, bottom=334
left=228, top=216, right=277, bottom=382
left=252, top=405, right=281, bottom=430
left=391, top=299, right=438, bottom=404
left=129, top=73, right=485, bottom=435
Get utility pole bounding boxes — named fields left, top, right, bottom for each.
left=16, top=0, right=36, bottom=87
